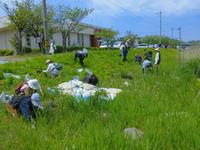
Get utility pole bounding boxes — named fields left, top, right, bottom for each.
left=159, top=10, right=162, bottom=45
left=178, top=27, right=182, bottom=49
left=178, top=27, right=182, bottom=41
left=42, top=0, right=48, bottom=54
left=171, top=27, right=174, bottom=39
left=155, top=10, right=162, bottom=46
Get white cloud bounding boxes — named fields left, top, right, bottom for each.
left=87, top=0, right=200, bottom=16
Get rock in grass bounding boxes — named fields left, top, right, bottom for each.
left=124, top=128, right=144, bottom=140
left=121, top=73, right=133, bottom=80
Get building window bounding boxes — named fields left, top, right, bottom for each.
left=81, top=34, right=84, bottom=46
left=77, top=33, right=81, bottom=46
left=26, top=36, right=31, bottom=47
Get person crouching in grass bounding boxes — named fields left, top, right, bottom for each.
left=7, top=79, right=43, bottom=121
left=43, top=59, right=60, bottom=77
left=142, top=59, right=152, bottom=74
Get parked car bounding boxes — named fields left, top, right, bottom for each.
left=99, top=41, right=112, bottom=48
left=113, top=41, right=122, bottom=48
left=148, top=44, right=154, bottom=48
left=136, top=44, right=148, bottom=48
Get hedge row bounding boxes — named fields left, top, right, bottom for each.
left=0, top=49, right=15, bottom=56
left=55, top=46, right=119, bottom=53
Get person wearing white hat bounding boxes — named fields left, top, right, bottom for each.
left=43, top=59, right=60, bottom=77
left=154, top=48, right=161, bottom=73
left=74, top=48, right=88, bottom=66
left=17, top=93, right=43, bottom=121
left=17, top=79, right=42, bottom=96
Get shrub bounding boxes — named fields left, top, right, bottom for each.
left=183, top=59, right=200, bottom=78
left=55, top=45, right=64, bottom=53
left=32, top=48, right=40, bottom=52
left=23, top=47, right=32, bottom=53
left=0, top=49, right=15, bottom=56
left=54, top=46, right=119, bottom=53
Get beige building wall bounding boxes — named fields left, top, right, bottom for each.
left=0, top=27, right=94, bottom=50
left=0, top=30, right=14, bottom=50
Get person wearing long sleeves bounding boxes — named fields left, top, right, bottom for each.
left=154, top=48, right=161, bottom=73
left=43, top=59, right=60, bottom=77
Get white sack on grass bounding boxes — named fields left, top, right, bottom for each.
left=3, top=73, right=21, bottom=79
left=58, top=80, right=122, bottom=100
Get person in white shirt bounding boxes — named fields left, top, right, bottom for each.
left=49, top=40, right=56, bottom=55
left=142, top=60, right=152, bottom=74
left=43, top=59, right=59, bottom=77
left=154, top=48, right=161, bottom=73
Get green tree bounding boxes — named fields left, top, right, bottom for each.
left=55, top=6, right=93, bottom=51
left=95, top=28, right=118, bottom=47
left=120, top=31, right=137, bottom=47
left=0, top=0, right=33, bottom=54
left=25, top=5, right=55, bottom=52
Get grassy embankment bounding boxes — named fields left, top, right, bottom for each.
left=0, top=48, right=200, bottom=149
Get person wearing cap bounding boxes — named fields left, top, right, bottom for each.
left=16, top=93, right=43, bottom=121
left=154, top=48, right=161, bottom=73
left=74, top=48, right=88, bottom=66
left=43, top=59, right=60, bottom=77
left=142, top=59, right=152, bottom=74
left=120, top=43, right=128, bottom=62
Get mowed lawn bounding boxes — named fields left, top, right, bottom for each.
left=0, top=48, right=200, bottom=150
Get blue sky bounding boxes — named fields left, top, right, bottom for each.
left=1, top=0, right=200, bottom=41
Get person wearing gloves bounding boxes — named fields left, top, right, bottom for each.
left=154, top=48, right=161, bottom=73
left=43, top=59, right=60, bottom=77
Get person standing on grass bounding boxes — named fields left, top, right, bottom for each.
left=49, top=40, right=55, bottom=55
left=154, top=48, right=161, bottom=73
left=120, top=43, right=128, bottom=62
left=125, top=39, right=131, bottom=50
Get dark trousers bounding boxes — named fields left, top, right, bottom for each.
left=123, top=55, right=127, bottom=62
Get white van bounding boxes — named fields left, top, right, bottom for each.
left=137, top=44, right=148, bottom=48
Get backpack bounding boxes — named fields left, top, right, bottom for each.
left=53, top=63, right=63, bottom=70
left=88, top=74, right=98, bottom=85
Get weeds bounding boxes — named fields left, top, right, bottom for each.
left=0, top=49, right=200, bottom=149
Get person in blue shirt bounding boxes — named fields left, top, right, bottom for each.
left=120, top=44, right=128, bottom=62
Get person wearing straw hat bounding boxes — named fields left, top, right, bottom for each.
left=43, top=59, right=60, bottom=77
left=154, top=48, right=161, bottom=73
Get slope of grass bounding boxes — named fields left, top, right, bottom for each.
left=0, top=48, right=200, bottom=150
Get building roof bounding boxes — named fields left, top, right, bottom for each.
left=0, top=16, right=103, bottom=32
left=0, top=16, right=9, bottom=29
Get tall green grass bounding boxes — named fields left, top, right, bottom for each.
left=0, top=48, right=200, bottom=149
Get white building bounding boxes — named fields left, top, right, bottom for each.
left=0, top=16, right=100, bottom=50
